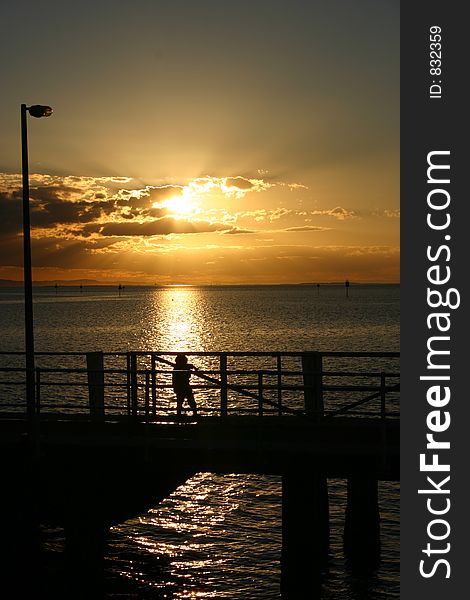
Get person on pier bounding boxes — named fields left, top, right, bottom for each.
left=172, top=353, right=198, bottom=418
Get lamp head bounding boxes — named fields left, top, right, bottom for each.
left=28, top=105, right=53, bottom=118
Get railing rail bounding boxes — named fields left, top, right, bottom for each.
left=0, top=350, right=399, bottom=421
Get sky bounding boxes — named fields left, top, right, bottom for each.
left=0, top=0, right=399, bottom=284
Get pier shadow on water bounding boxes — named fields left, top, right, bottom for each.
left=30, top=522, right=382, bottom=600
left=0, top=474, right=389, bottom=600
left=1, top=475, right=387, bottom=600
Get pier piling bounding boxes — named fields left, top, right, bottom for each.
left=302, top=352, right=323, bottom=418
left=86, top=351, right=105, bottom=419
left=281, top=471, right=329, bottom=594
left=64, top=517, right=109, bottom=598
left=343, top=476, right=381, bottom=567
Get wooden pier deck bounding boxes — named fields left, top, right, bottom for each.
left=0, top=350, right=399, bottom=596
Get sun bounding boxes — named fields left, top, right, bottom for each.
left=159, top=191, right=196, bottom=218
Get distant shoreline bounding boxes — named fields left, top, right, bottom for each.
left=0, top=279, right=400, bottom=288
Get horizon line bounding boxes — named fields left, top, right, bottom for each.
left=0, top=279, right=400, bottom=287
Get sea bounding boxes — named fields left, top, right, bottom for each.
left=0, top=283, right=400, bottom=599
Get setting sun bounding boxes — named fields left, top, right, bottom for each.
left=160, top=192, right=196, bottom=217
left=0, top=2, right=399, bottom=286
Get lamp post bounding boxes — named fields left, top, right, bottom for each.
left=21, top=104, right=53, bottom=421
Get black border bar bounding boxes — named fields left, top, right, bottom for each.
left=401, top=2, right=468, bottom=596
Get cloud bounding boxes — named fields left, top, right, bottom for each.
left=31, top=198, right=109, bottom=228
left=284, top=226, right=329, bottom=232
left=0, top=171, right=399, bottom=283
left=133, top=244, right=400, bottom=284
left=234, top=208, right=293, bottom=225
left=0, top=179, right=181, bottom=236
left=311, top=206, right=358, bottom=220
left=224, top=228, right=256, bottom=234
left=182, top=176, right=272, bottom=199
left=269, top=208, right=292, bottom=221
left=0, top=191, right=22, bottom=234
left=224, top=177, right=255, bottom=190
left=377, top=208, right=400, bottom=218
left=144, top=185, right=184, bottom=202
left=0, top=174, right=281, bottom=240
left=85, top=218, right=230, bottom=237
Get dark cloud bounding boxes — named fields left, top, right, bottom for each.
left=142, top=207, right=169, bottom=218
left=0, top=183, right=172, bottom=234
left=284, top=226, right=328, bottom=232
left=146, top=185, right=183, bottom=201
left=115, top=186, right=181, bottom=211
left=85, top=218, right=229, bottom=237
left=0, top=235, right=22, bottom=266
left=31, top=199, right=106, bottom=227
left=0, top=233, right=122, bottom=269
left=116, top=195, right=151, bottom=209
left=29, top=185, right=83, bottom=202
left=0, top=191, right=22, bottom=235
left=1, top=184, right=118, bottom=230
left=0, top=182, right=223, bottom=240
left=224, top=177, right=255, bottom=190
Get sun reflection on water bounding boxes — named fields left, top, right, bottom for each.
left=144, top=287, right=206, bottom=353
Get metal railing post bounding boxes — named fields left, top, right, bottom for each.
left=277, top=355, right=282, bottom=416
left=126, top=352, right=131, bottom=416
left=35, top=367, right=41, bottom=416
left=0, top=350, right=399, bottom=424
left=130, top=352, right=138, bottom=418
left=151, top=354, right=157, bottom=417
left=380, top=372, right=387, bottom=470
left=380, top=372, right=386, bottom=420
left=145, top=370, right=150, bottom=422
left=258, top=370, right=264, bottom=417
left=220, top=353, right=228, bottom=417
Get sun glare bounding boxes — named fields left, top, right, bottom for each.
left=161, top=192, right=195, bottom=217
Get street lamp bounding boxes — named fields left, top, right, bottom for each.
left=21, top=104, right=53, bottom=422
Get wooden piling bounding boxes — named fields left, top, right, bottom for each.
left=343, top=476, right=381, bottom=566
left=1, top=467, right=41, bottom=595
left=281, top=471, right=329, bottom=594
left=281, top=353, right=328, bottom=592
left=64, top=517, right=109, bottom=595
left=86, top=352, right=105, bottom=419
left=301, top=351, right=323, bottom=419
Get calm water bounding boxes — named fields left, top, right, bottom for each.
left=0, top=284, right=400, bottom=598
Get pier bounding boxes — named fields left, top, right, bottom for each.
left=0, top=350, right=399, bottom=596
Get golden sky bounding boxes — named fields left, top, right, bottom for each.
left=0, top=1, right=399, bottom=284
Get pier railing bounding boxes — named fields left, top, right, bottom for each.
left=0, top=351, right=399, bottom=421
